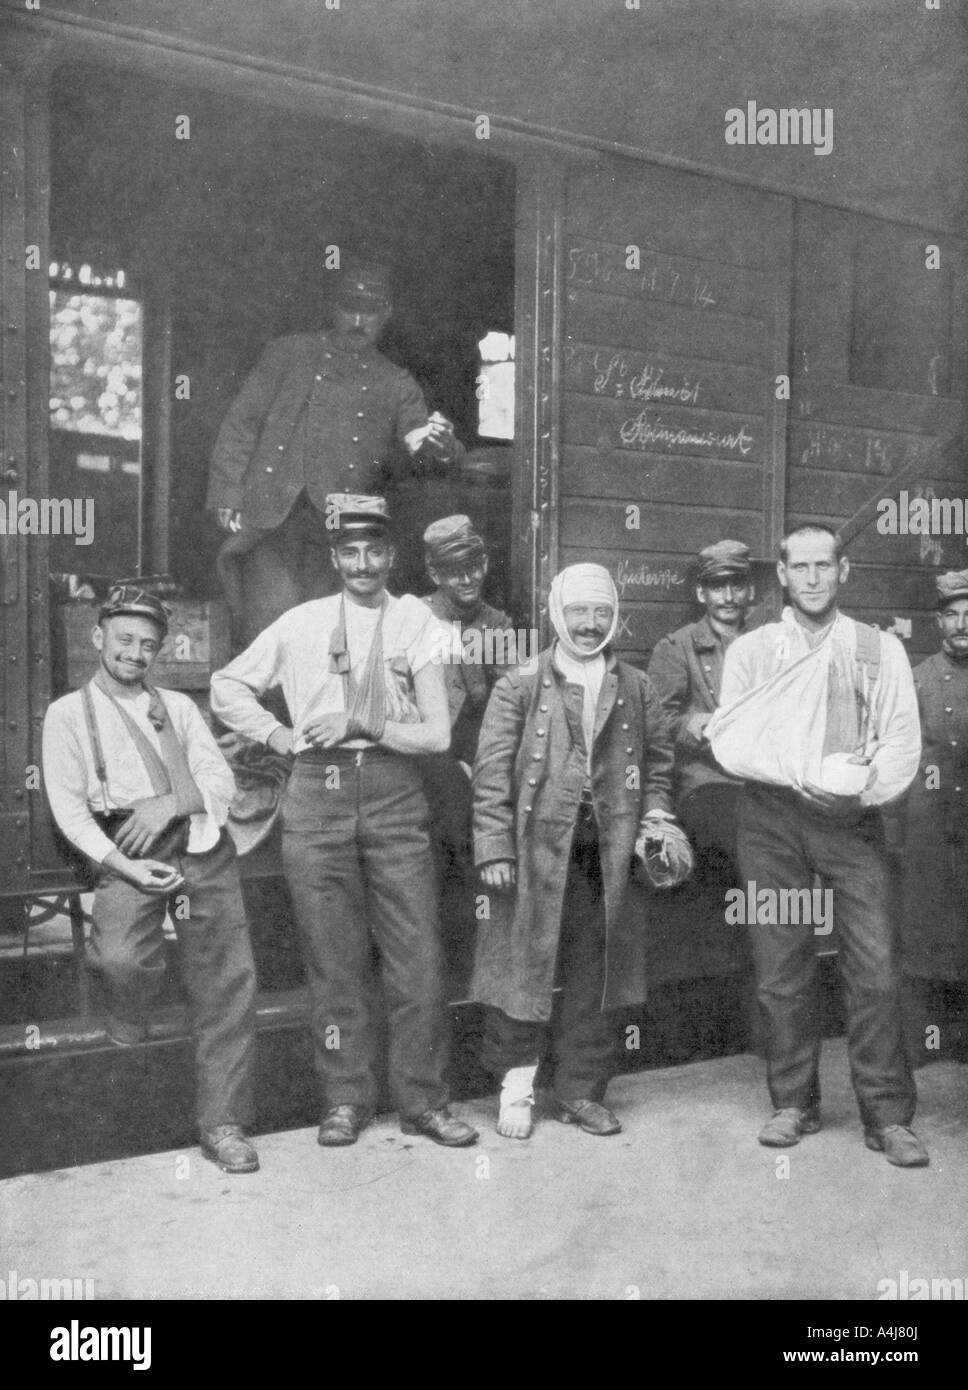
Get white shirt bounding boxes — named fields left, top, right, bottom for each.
left=42, top=684, right=235, bottom=864
left=210, top=592, right=453, bottom=754
left=719, top=608, right=921, bottom=807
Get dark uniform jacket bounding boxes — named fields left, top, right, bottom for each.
left=900, top=650, right=968, bottom=980
left=206, top=331, right=431, bottom=528
left=646, top=615, right=741, bottom=806
left=421, top=590, right=516, bottom=765
left=471, top=647, right=674, bottom=1021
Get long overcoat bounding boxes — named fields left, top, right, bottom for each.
left=471, top=646, right=674, bottom=1021
left=900, top=650, right=968, bottom=980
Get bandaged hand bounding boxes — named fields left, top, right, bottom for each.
left=634, top=814, right=694, bottom=889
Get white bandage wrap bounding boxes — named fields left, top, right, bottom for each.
left=499, top=1063, right=538, bottom=1113
left=635, top=817, right=694, bottom=889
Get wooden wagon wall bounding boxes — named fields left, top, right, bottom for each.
left=548, top=155, right=967, bottom=666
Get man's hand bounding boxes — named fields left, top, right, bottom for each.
left=216, top=508, right=243, bottom=533
left=103, top=850, right=183, bottom=895
left=267, top=726, right=295, bottom=757
left=425, top=411, right=456, bottom=455
left=406, top=413, right=459, bottom=462
left=685, top=712, right=712, bottom=744
left=113, top=794, right=179, bottom=856
left=480, top=860, right=516, bottom=891
left=303, top=713, right=351, bottom=749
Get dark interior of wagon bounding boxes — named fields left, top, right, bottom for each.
left=47, top=61, right=517, bottom=605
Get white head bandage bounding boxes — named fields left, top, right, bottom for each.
left=549, top=563, right=619, bottom=661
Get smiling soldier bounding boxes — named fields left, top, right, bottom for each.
left=647, top=539, right=756, bottom=888
left=211, top=494, right=478, bottom=1149
left=471, top=562, right=690, bottom=1140
left=419, top=515, right=517, bottom=981
left=42, top=586, right=260, bottom=1174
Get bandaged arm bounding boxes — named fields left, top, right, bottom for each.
left=861, top=632, right=921, bottom=807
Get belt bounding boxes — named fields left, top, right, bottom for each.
left=297, top=745, right=394, bottom=765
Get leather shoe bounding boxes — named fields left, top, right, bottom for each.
left=758, top=1107, right=821, bottom=1147
left=554, top=1097, right=622, bottom=1136
left=201, top=1125, right=260, bottom=1174
left=401, top=1107, right=478, bottom=1147
left=318, top=1104, right=371, bottom=1147
left=864, top=1124, right=929, bottom=1168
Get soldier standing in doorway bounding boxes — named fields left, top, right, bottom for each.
left=207, top=257, right=463, bottom=643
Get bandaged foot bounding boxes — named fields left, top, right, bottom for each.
left=497, top=1063, right=538, bottom=1139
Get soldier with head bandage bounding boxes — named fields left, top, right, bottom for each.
left=470, top=561, right=689, bottom=1141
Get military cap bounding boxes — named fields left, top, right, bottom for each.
left=332, top=257, right=392, bottom=311
left=98, top=584, right=171, bottom=633
left=423, top=514, right=487, bottom=568
left=697, top=539, right=752, bottom=583
left=325, top=493, right=391, bottom=539
left=936, top=569, right=968, bottom=606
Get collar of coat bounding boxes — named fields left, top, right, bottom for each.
left=423, top=588, right=508, bottom=630
left=544, top=645, right=620, bottom=751
left=688, top=615, right=721, bottom=652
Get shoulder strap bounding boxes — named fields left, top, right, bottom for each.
left=853, top=619, right=881, bottom=682
left=81, top=681, right=111, bottom=810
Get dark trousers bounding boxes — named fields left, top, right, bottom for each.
left=737, top=785, right=916, bottom=1130
left=281, top=750, right=450, bottom=1119
left=481, top=807, right=617, bottom=1103
left=680, top=781, right=753, bottom=974
left=237, top=494, right=338, bottom=643
left=420, top=754, right=477, bottom=991
left=680, top=782, right=739, bottom=874
left=87, top=831, right=258, bottom=1134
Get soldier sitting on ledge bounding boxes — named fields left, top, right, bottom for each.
left=41, top=585, right=260, bottom=1175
